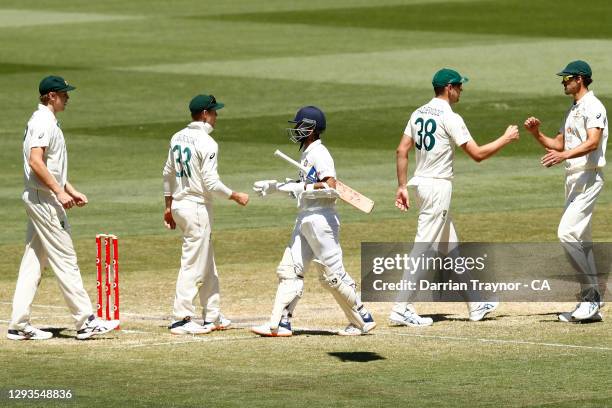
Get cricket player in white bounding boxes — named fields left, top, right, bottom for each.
left=163, top=94, right=249, bottom=335
left=251, top=106, right=376, bottom=336
left=8, top=75, right=120, bottom=341
left=392, top=68, right=519, bottom=326
left=525, top=60, right=607, bottom=323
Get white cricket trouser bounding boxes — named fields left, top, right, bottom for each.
left=289, top=209, right=351, bottom=280
left=558, top=170, right=604, bottom=300
left=394, top=178, right=478, bottom=311
left=9, top=189, right=93, bottom=331
left=171, top=199, right=221, bottom=322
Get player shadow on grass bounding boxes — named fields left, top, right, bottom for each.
left=425, top=313, right=504, bottom=322
left=44, top=327, right=72, bottom=339
left=527, top=312, right=603, bottom=324
left=328, top=352, right=386, bottom=363
left=293, top=329, right=337, bottom=336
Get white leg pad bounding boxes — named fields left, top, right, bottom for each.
left=313, top=260, right=370, bottom=329
left=270, top=248, right=303, bottom=329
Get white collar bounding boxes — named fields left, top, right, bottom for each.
left=37, top=104, right=57, bottom=121
left=187, top=121, right=214, bottom=134
left=303, top=139, right=322, bottom=154
left=431, top=97, right=452, bottom=109
left=574, top=90, right=594, bottom=106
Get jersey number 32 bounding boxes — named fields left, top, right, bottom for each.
left=414, top=118, right=436, bottom=151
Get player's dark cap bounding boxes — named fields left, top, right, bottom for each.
left=39, top=75, right=76, bottom=95
left=289, top=106, right=326, bottom=131
left=189, top=94, right=224, bottom=113
left=432, top=68, right=469, bottom=87
left=557, top=60, right=592, bottom=77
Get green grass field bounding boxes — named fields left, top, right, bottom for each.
left=0, top=1, right=611, bottom=407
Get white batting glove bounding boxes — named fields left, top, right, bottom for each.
left=253, top=180, right=279, bottom=197
left=278, top=181, right=305, bottom=199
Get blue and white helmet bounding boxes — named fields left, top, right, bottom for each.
left=287, top=106, right=326, bottom=143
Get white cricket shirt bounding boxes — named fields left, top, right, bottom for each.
left=560, top=91, right=608, bottom=173
left=404, top=98, right=473, bottom=180
left=23, top=104, right=68, bottom=192
left=299, top=139, right=337, bottom=210
left=163, top=121, right=232, bottom=204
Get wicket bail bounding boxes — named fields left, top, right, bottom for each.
left=96, top=234, right=120, bottom=329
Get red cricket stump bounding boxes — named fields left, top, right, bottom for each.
left=96, top=234, right=120, bottom=330
left=112, top=237, right=120, bottom=324
left=95, top=236, right=103, bottom=318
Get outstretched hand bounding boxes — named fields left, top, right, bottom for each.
left=524, top=117, right=541, bottom=135
left=503, top=125, right=520, bottom=143
left=231, top=192, right=250, bottom=206
left=253, top=180, right=278, bottom=197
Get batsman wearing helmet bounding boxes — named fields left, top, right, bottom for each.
left=525, top=60, right=607, bottom=323
left=251, top=106, right=376, bottom=336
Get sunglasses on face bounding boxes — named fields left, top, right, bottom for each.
left=561, top=75, right=575, bottom=82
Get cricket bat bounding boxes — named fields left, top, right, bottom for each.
left=274, top=150, right=374, bottom=214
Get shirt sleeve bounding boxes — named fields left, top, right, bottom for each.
left=403, top=115, right=413, bottom=139
left=202, top=143, right=232, bottom=198
left=162, top=145, right=176, bottom=197
left=447, top=113, right=473, bottom=146
left=586, top=103, right=607, bottom=130
left=313, top=146, right=336, bottom=180
left=27, top=124, right=50, bottom=149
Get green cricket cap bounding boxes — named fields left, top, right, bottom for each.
left=557, top=60, right=592, bottom=77
left=432, top=68, right=469, bottom=87
left=189, top=94, right=224, bottom=113
left=39, top=75, right=76, bottom=95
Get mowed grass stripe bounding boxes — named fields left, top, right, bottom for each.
left=0, top=0, right=485, bottom=17
left=0, top=9, right=141, bottom=28
left=205, top=0, right=612, bottom=39
left=122, top=39, right=612, bottom=96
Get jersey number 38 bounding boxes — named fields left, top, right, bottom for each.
left=414, top=118, right=436, bottom=151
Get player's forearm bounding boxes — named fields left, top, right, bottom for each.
left=64, top=182, right=78, bottom=196
left=164, top=195, right=173, bottom=210
left=532, top=131, right=564, bottom=151
left=29, top=157, right=63, bottom=194
left=562, top=139, right=599, bottom=160
left=396, top=150, right=409, bottom=186
left=475, top=137, right=508, bottom=161
left=204, top=177, right=233, bottom=198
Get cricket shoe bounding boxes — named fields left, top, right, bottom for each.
left=558, top=311, right=603, bottom=323
left=7, top=324, right=53, bottom=341
left=338, top=320, right=377, bottom=336
left=203, top=314, right=231, bottom=332
left=570, top=302, right=599, bottom=321
left=468, top=301, right=499, bottom=322
left=251, top=321, right=292, bottom=337
left=76, top=316, right=120, bottom=340
left=169, top=317, right=212, bottom=335
left=389, top=308, right=433, bottom=327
